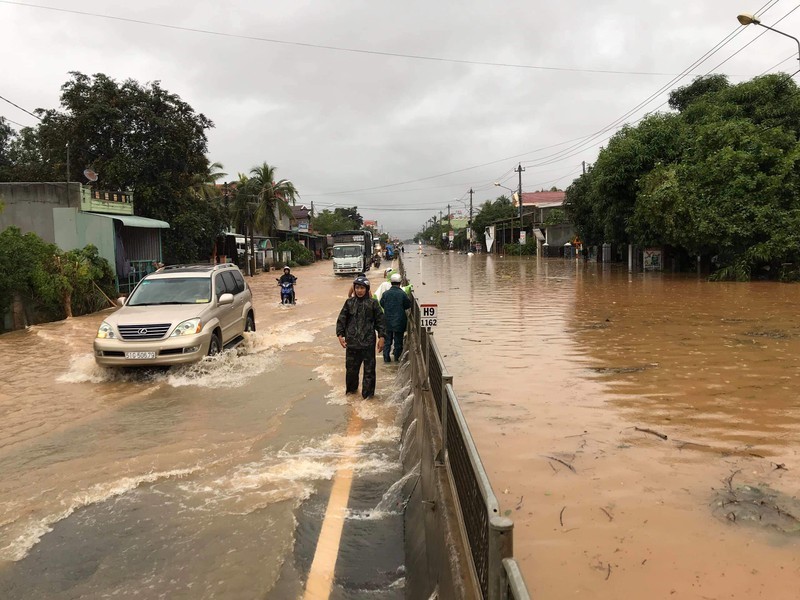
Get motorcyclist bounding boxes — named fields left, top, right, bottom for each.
left=278, top=266, right=296, bottom=285
left=277, top=266, right=297, bottom=302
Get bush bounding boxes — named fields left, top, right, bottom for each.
left=503, top=239, right=537, bottom=256
left=277, top=239, right=314, bottom=266
left=0, top=226, right=116, bottom=329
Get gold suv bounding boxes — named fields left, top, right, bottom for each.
left=94, top=264, right=255, bottom=367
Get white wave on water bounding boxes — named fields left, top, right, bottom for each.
left=178, top=423, right=403, bottom=516
left=0, top=466, right=201, bottom=562
left=346, top=462, right=420, bottom=521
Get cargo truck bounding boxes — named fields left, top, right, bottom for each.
left=332, top=230, right=373, bottom=275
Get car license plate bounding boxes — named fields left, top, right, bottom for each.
left=125, top=351, right=156, bottom=359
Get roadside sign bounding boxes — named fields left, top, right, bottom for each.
left=520, top=231, right=526, bottom=245
left=420, top=303, right=438, bottom=328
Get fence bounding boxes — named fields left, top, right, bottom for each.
left=399, top=257, right=531, bottom=600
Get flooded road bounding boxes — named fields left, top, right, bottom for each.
left=411, top=250, right=800, bottom=600
left=0, top=261, right=409, bottom=599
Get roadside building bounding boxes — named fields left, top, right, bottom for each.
left=0, top=182, right=168, bottom=292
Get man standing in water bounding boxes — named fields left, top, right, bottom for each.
left=336, top=276, right=386, bottom=398
left=379, top=273, right=411, bottom=363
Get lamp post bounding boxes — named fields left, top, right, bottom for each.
left=737, top=13, right=800, bottom=72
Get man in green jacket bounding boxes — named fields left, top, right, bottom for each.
left=379, top=273, right=411, bottom=363
left=336, top=276, right=386, bottom=398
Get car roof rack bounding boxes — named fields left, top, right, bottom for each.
left=157, top=263, right=237, bottom=273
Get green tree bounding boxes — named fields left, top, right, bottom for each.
left=668, top=74, right=730, bottom=112
left=249, top=162, right=298, bottom=238
left=471, top=195, right=517, bottom=248
left=334, top=207, right=363, bottom=228
left=189, top=161, right=227, bottom=201
left=313, top=209, right=358, bottom=234
left=0, top=117, right=14, bottom=181
left=567, top=73, right=800, bottom=280
left=5, top=72, right=215, bottom=263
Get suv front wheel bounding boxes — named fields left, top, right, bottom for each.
left=208, top=333, right=222, bottom=356
left=245, top=313, right=255, bottom=332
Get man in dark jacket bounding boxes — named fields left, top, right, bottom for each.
left=379, top=273, right=411, bottom=363
left=336, top=276, right=386, bottom=398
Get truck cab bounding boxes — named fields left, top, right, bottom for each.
left=333, top=243, right=365, bottom=274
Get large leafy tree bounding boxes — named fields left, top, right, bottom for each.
left=567, top=73, right=800, bottom=280
left=313, top=209, right=359, bottom=234
left=0, top=117, right=14, bottom=181
left=5, top=72, right=216, bottom=263
left=333, top=207, right=363, bottom=228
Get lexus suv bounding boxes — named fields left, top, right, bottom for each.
left=94, top=264, right=255, bottom=367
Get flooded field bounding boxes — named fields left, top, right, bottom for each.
left=411, top=250, right=800, bottom=600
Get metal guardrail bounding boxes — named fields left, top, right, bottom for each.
left=503, top=559, right=532, bottom=600
left=400, top=255, right=531, bottom=600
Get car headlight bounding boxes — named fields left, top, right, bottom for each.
left=96, top=321, right=116, bottom=339
left=171, top=318, right=203, bottom=337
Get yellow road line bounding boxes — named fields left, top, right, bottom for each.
left=303, top=411, right=364, bottom=600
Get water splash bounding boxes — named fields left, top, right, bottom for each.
left=375, top=460, right=420, bottom=513
left=400, top=419, right=417, bottom=465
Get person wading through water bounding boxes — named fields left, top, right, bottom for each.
left=336, top=276, right=386, bottom=398
left=379, top=273, right=411, bottom=363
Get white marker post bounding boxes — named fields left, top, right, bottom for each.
left=420, top=303, right=438, bottom=391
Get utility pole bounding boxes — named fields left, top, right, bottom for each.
left=66, top=142, right=70, bottom=184
left=515, top=163, right=525, bottom=244
left=310, top=200, right=314, bottom=233
left=582, top=160, right=586, bottom=175
left=468, top=187, right=474, bottom=250
left=447, top=204, right=451, bottom=228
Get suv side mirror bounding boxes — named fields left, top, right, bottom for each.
left=117, top=297, right=126, bottom=306
left=218, top=292, right=234, bottom=305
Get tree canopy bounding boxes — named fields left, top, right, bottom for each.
left=564, top=73, right=800, bottom=280
left=0, top=73, right=228, bottom=263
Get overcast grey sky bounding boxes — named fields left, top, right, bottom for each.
left=1, top=0, right=798, bottom=238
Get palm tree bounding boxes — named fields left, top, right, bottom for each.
left=249, top=162, right=298, bottom=237
left=230, top=173, right=258, bottom=274
left=189, top=161, right=227, bottom=200
left=248, top=162, right=299, bottom=274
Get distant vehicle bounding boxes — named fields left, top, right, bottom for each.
left=94, top=263, right=255, bottom=367
left=385, top=243, right=395, bottom=260
left=332, top=229, right=374, bottom=275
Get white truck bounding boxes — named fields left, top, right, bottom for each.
left=332, top=230, right=373, bottom=275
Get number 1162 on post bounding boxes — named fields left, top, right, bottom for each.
left=420, top=304, right=438, bottom=328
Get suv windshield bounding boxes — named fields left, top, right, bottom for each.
left=334, top=246, right=362, bottom=258
left=128, top=277, right=211, bottom=306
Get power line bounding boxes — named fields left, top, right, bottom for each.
left=311, top=0, right=785, bottom=199
left=0, top=93, right=41, bottom=121
left=1, top=115, right=27, bottom=128
left=500, top=0, right=792, bottom=173
left=0, top=0, right=712, bottom=78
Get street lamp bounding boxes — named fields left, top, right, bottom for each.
left=737, top=13, right=800, bottom=72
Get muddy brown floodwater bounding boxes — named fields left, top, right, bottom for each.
left=411, top=250, right=800, bottom=600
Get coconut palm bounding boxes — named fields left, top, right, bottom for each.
left=189, top=161, right=227, bottom=200
left=249, top=162, right=299, bottom=238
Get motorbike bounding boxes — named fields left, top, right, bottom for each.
left=276, top=278, right=296, bottom=304
left=372, top=254, right=381, bottom=268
